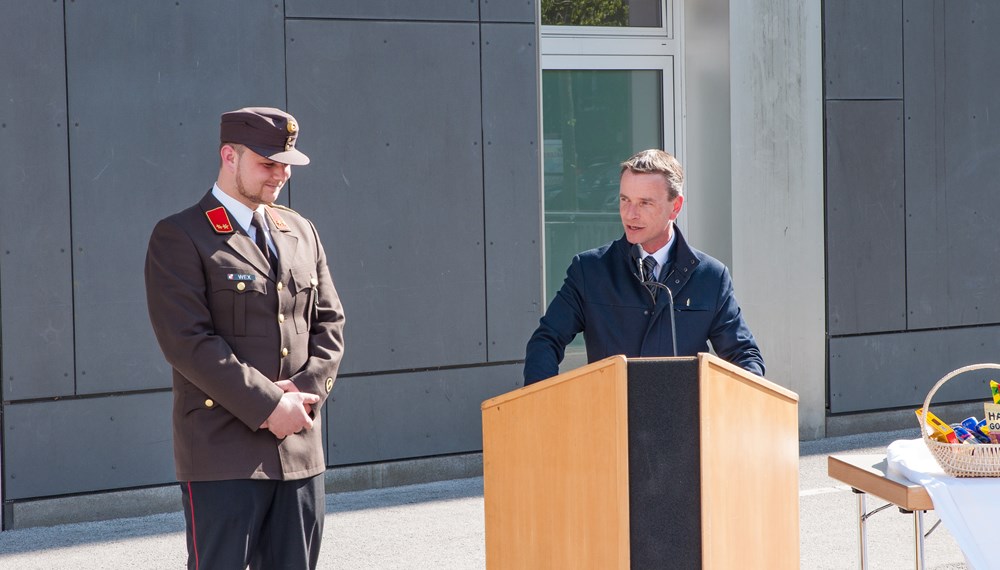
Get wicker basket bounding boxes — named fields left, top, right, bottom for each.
left=920, top=363, right=1000, bottom=477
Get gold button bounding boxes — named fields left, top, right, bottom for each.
left=204, top=399, right=214, bottom=408
left=236, top=282, right=246, bottom=291
left=310, top=277, right=319, bottom=287
left=281, top=347, right=289, bottom=357
left=325, top=377, right=334, bottom=392
left=278, top=314, right=285, bottom=324
left=277, top=282, right=284, bottom=291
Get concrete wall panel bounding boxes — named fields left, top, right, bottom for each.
left=825, top=100, right=906, bottom=335
left=3, top=392, right=173, bottom=500
left=326, top=364, right=520, bottom=464
left=901, top=0, right=941, bottom=331
left=905, top=2, right=1000, bottom=329
left=824, top=0, right=902, bottom=100
left=830, top=327, right=1000, bottom=413
left=481, top=0, right=536, bottom=23
left=286, top=19, right=487, bottom=374
left=287, top=0, right=478, bottom=21
left=482, top=23, right=541, bottom=363
left=0, top=0, right=75, bottom=400
left=65, top=0, right=287, bottom=394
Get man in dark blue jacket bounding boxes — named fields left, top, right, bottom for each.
left=524, top=149, right=764, bottom=385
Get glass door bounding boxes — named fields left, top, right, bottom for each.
left=540, top=1, right=681, bottom=356
left=541, top=62, right=675, bottom=306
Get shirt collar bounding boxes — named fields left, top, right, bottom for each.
left=211, top=183, right=267, bottom=233
left=639, top=228, right=676, bottom=268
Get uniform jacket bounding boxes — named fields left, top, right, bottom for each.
left=524, top=227, right=763, bottom=384
left=145, top=191, right=345, bottom=482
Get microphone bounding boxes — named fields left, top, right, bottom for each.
left=630, top=243, right=678, bottom=357
left=630, top=243, right=646, bottom=281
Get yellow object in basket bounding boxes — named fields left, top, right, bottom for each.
left=991, top=380, right=1000, bottom=404
left=915, top=408, right=958, bottom=443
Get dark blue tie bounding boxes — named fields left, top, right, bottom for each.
left=251, top=211, right=274, bottom=270
left=642, top=256, right=658, bottom=298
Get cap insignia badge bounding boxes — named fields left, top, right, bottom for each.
left=285, top=119, right=298, bottom=151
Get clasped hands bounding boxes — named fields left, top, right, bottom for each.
left=259, top=380, right=321, bottom=439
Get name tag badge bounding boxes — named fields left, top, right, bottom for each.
left=227, top=273, right=256, bottom=281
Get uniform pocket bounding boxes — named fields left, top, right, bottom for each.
left=208, top=268, right=268, bottom=336
left=289, top=266, right=318, bottom=334
left=176, top=380, right=218, bottom=417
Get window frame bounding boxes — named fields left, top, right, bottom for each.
left=540, top=0, right=673, bottom=40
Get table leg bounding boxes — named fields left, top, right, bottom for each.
left=913, top=510, right=925, bottom=570
left=854, top=489, right=868, bottom=570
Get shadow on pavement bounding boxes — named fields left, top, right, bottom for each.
left=799, top=427, right=922, bottom=457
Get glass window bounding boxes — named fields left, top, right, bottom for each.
left=541, top=0, right=662, bottom=28
left=542, top=69, right=663, bottom=342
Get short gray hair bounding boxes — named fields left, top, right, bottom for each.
left=620, top=149, right=684, bottom=199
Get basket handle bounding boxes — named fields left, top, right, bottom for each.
left=920, top=363, right=1000, bottom=439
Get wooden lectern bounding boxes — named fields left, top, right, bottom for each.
left=481, top=353, right=799, bottom=569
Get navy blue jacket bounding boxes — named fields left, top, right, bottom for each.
left=524, top=228, right=764, bottom=384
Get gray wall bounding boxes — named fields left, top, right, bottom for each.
left=825, top=0, right=1000, bottom=413
left=0, top=0, right=539, bottom=505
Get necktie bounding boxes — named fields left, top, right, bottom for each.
left=642, top=256, right=658, bottom=282
left=642, top=256, right=658, bottom=298
left=251, top=211, right=273, bottom=270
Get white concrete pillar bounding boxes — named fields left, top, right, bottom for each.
left=729, top=0, right=826, bottom=438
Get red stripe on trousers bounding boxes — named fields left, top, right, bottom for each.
left=186, top=481, right=200, bottom=570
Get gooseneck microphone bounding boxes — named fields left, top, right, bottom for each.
left=630, top=243, right=647, bottom=282
left=658, top=282, right=678, bottom=358
left=630, top=243, right=678, bottom=357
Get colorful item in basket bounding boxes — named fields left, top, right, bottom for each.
left=978, top=419, right=996, bottom=443
left=991, top=380, right=1000, bottom=404
left=950, top=424, right=980, bottom=444
left=984, top=402, right=1000, bottom=436
left=975, top=419, right=992, bottom=441
left=960, top=417, right=992, bottom=443
left=915, top=408, right=958, bottom=443
left=976, top=419, right=990, bottom=439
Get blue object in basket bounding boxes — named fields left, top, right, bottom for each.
left=951, top=424, right=980, bottom=444
left=961, top=417, right=993, bottom=444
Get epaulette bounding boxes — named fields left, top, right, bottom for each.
left=264, top=205, right=291, bottom=232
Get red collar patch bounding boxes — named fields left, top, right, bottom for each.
left=265, top=207, right=290, bottom=232
left=205, top=207, right=234, bottom=234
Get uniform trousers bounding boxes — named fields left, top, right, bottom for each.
left=181, top=475, right=325, bottom=570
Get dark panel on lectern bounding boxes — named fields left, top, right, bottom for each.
left=627, top=358, right=701, bottom=569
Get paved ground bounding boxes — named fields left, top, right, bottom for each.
left=0, top=428, right=972, bottom=569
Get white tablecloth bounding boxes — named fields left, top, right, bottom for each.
left=886, top=438, right=997, bottom=570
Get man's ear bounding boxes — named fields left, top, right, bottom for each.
left=220, top=144, right=238, bottom=170
left=670, top=194, right=684, bottom=220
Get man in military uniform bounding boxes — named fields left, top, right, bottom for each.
left=145, top=107, right=345, bottom=569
